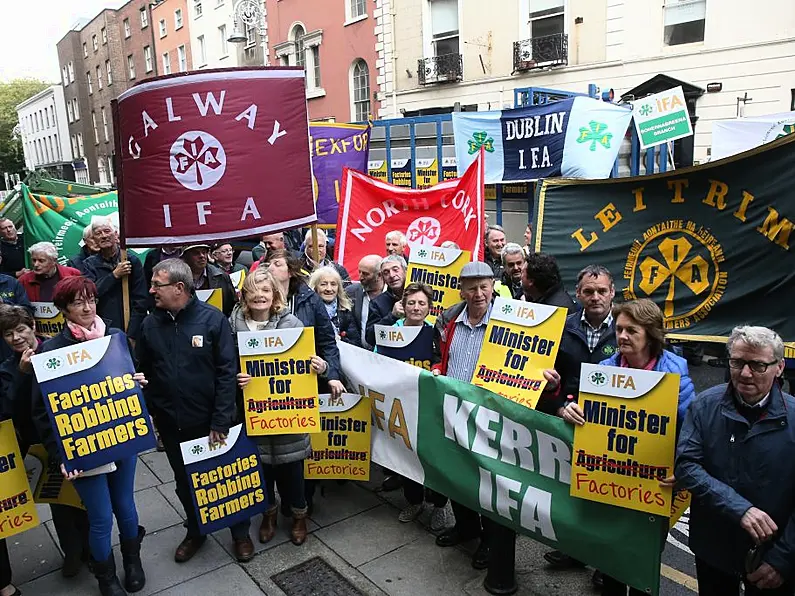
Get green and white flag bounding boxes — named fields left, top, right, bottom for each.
left=339, top=342, right=665, bottom=595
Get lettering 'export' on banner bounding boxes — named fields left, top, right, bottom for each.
left=405, top=245, right=470, bottom=323
left=238, top=328, right=319, bottom=436
left=305, top=393, right=371, bottom=481
left=181, top=424, right=268, bottom=535
left=32, top=302, right=65, bottom=338
left=472, top=297, right=566, bottom=409
left=0, top=420, right=40, bottom=539
left=31, top=334, right=157, bottom=472
left=375, top=324, right=435, bottom=371
left=572, top=364, right=679, bottom=516
left=196, top=288, right=224, bottom=312
left=25, top=444, right=84, bottom=509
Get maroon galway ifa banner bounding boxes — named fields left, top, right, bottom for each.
left=115, top=68, right=316, bottom=246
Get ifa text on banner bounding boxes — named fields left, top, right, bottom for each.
left=238, top=328, right=319, bottom=436
left=196, top=288, right=223, bottom=312
left=375, top=324, right=435, bottom=371
left=472, top=297, right=566, bottom=409
left=632, top=86, right=693, bottom=150
left=114, top=68, right=317, bottom=246
left=31, top=334, right=156, bottom=473
left=405, top=245, right=470, bottom=324
left=32, top=302, right=66, bottom=338
left=181, top=424, right=268, bottom=535
left=0, top=420, right=40, bottom=539
left=305, top=393, right=371, bottom=481
left=572, top=363, right=679, bottom=516
left=336, top=150, right=485, bottom=281
left=25, top=444, right=84, bottom=509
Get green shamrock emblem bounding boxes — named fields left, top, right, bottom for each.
left=379, top=330, right=387, bottom=340
left=602, top=345, right=615, bottom=356
left=191, top=444, right=204, bottom=455
left=639, top=104, right=653, bottom=117
left=468, top=131, right=495, bottom=155
left=247, top=337, right=259, bottom=349
left=501, top=304, right=513, bottom=315
left=776, top=124, right=795, bottom=140
left=588, top=371, right=607, bottom=387
left=417, top=249, right=428, bottom=258
left=577, top=121, right=613, bottom=151
left=46, top=357, right=61, bottom=370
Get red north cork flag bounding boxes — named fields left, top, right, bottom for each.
left=336, top=149, right=485, bottom=281
left=114, top=68, right=316, bottom=246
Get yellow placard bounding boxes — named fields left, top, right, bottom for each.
left=32, top=302, right=65, bottom=338
left=669, top=489, right=690, bottom=529
left=0, top=420, right=40, bottom=538
left=471, top=297, right=567, bottom=409
left=405, top=246, right=470, bottom=324
left=196, top=288, right=223, bottom=312
left=305, top=393, right=371, bottom=481
left=229, top=269, right=246, bottom=292
left=368, top=160, right=388, bottom=182
left=415, top=158, right=439, bottom=189
left=238, top=328, right=319, bottom=436
left=571, top=363, right=679, bottom=516
left=24, top=444, right=84, bottom=509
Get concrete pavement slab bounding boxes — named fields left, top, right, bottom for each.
left=314, top=504, right=426, bottom=567
left=110, top=486, right=183, bottom=546
left=134, top=457, right=161, bottom=492
left=308, top=481, right=381, bottom=528
left=35, top=502, right=53, bottom=523
left=152, top=563, right=265, bottom=595
left=8, top=522, right=63, bottom=585
left=156, top=480, right=187, bottom=520
left=141, top=450, right=174, bottom=484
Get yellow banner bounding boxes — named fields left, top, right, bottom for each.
left=32, top=302, right=65, bottom=338
left=196, top=288, right=223, bottom=312
left=405, top=246, right=470, bottom=324
left=229, top=269, right=246, bottom=292
left=571, top=363, right=679, bottom=516
left=0, top=420, right=40, bottom=538
left=24, top=444, right=84, bottom=509
left=238, top=328, right=319, bottom=436
left=471, top=297, right=567, bottom=409
left=368, top=160, right=388, bottom=182
left=305, top=393, right=371, bottom=480
left=670, top=489, right=690, bottom=528
left=415, top=158, right=439, bottom=189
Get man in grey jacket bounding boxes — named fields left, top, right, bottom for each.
left=676, top=326, right=795, bottom=595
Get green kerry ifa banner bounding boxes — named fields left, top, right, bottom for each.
left=338, top=342, right=665, bottom=595
left=533, top=134, right=795, bottom=343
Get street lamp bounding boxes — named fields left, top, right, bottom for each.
left=227, top=0, right=268, bottom=64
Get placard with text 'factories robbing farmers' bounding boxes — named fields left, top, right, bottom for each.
left=0, top=420, right=40, bottom=539
left=472, top=297, right=566, bottom=409
left=238, top=328, right=319, bottom=436
left=405, top=246, right=470, bottom=324
left=305, top=393, right=371, bottom=481
left=572, top=363, right=679, bottom=516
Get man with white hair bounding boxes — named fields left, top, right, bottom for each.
left=19, top=242, right=81, bottom=302
left=676, top=326, right=795, bottom=595
left=83, top=217, right=148, bottom=337
left=67, top=225, right=100, bottom=273
left=301, top=228, right=350, bottom=282
left=384, top=230, right=407, bottom=256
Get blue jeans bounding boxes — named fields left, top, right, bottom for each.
left=72, top=455, right=139, bottom=561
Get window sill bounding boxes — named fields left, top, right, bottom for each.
left=176, top=25, right=183, bottom=30
left=306, top=87, right=326, bottom=100
left=219, top=54, right=229, bottom=59
left=344, top=14, right=368, bottom=27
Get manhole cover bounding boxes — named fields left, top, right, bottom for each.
left=271, top=556, right=365, bottom=595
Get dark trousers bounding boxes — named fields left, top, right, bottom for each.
left=264, top=461, right=306, bottom=512
left=403, top=479, right=448, bottom=507
left=696, top=558, right=795, bottom=596
left=0, top=539, right=10, bottom=589
left=451, top=500, right=497, bottom=539
left=157, top=414, right=250, bottom=540
left=50, top=503, right=90, bottom=558
left=602, top=575, right=645, bottom=596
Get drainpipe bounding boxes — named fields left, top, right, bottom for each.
left=391, top=0, right=398, bottom=117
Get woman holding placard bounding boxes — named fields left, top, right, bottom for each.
left=308, top=266, right=360, bottom=346
left=561, top=298, right=694, bottom=596
left=30, top=277, right=148, bottom=596
left=232, top=268, right=325, bottom=546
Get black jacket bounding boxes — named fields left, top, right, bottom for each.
left=289, top=282, right=341, bottom=382
left=533, top=282, right=576, bottom=313
left=0, top=348, right=40, bottom=453
left=0, top=238, right=25, bottom=276
left=83, top=251, right=148, bottom=338
left=335, top=306, right=361, bottom=347
left=137, top=297, right=237, bottom=434
left=67, top=246, right=96, bottom=273
left=365, top=289, right=400, bottom=348
left=198, top=263, right=237, bottom=317
left=0, top=274, right=33, bottom=364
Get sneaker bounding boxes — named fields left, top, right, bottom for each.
left=398, top=503, right=423, bottom=523
left=430, top=506, right=448, bottom=531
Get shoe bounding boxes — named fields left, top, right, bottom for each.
left=90, top=553, right=126, bottom=596
left=430, top=506, right=449, bottom=531
left=156, top=437, right=165, bottom=452
left=119, top=525, right=146, bottom=592
left=380, top=474, right=403, bottom=492
left=472, top=541, right=491, bottom=570
left=61, top=549, right=83, bottom=578
left=259, top=506, right=278, bottom=543
left=483, top=573, right=518, bottom=595
left=290, top=508, right=308, bottom=546
left=543, top=550, right=585, bottom=569
left=435, top=527, right=479, bottom=547
left=174, top=535, right=206, bottom=563
left=398, top=503, right=423, bottom=523
left=233, top=537, right=255, bottom=562
left=592, top=570, right=604, bottom=589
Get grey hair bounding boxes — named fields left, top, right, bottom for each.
left=90, top=216, right=118, bottom=233
left=28, top=241, right=58, bottom=260
left=500, top=242, right=524, bottom=263
left=385, top=230, right=407, bottom=244
left=576, top=265, right=614, bottom=287
left=304, top=228, right=328, bottom=243
left=152, top=258, right=194, bottom=293
left=485, top=224, right=504, bottom=242
left=379, top=254, right=407, bottom=271
left=82, top=225, right=94, bottom=241
left=440, top=241, right=459, bottom=249
left=727, top=326, right=784, bottom=361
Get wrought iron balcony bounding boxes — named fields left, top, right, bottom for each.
left=418, top=53, right=463, bottom=85
left=513, top=33, right=568, bottom=72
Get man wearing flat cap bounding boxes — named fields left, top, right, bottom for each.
left=180, top=244, right=236, bottom=316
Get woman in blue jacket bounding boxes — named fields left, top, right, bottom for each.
left=561, top=298, right=694, bottom=596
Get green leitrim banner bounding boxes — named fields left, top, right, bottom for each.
left=339, top=342, right=665, bottom=595
left=533, top=134, right=795, bottom=343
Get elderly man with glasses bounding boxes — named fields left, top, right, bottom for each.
left=676, top=326, right=795, bottom=596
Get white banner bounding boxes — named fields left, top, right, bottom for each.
left=711, top=111, right=795, bottom=160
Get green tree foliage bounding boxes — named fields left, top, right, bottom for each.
left=0, top=78, right=51, bottom=176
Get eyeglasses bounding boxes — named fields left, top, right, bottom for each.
left=70, top=298, right=98, bottom=308
left=150, top=281, right=177, bottom=289
left=728, top=358, right=779, bottom=373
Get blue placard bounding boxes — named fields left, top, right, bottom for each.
left=31, top=333, right=157, bottom=473
left=181, top=424, right=268, bottom=535
left=375, top=324, right=435, bottom=370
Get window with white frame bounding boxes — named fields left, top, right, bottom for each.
left=87, top=72, right=93, bottom=94
left=128, top=54, right=136, bottom=79
left=124, top=18, right=131, bottom=37
left=195, top=0, right=203, bottom=17
left=106, top=60, right=113, bottom=85
left=159, top=19, right=167, bottom=37
left=219, top=25, right=228, bottom=56
left=311, top=46, right=321, bottom=87
left=175, top=8, right=183, bottom=29
left=350, top=0, right=366, bottom=19
left=83, top=42, right=88, bottom=57
left=528, top=0, right=564, bottom=39
left=92, top=34, right=98, bottom=51
left=429, top=0, right=459, bottom=56
left=245, top=24, right=256, bottom=48
left=163, top=52, right=171, bottom=74
left=92, top=112, right=99, bottom=144
left=67, top=101, right=73, bottom=122
left=67, top=61, right=74, bottom=82
left=101, top=107, right=109, bottom=142
left=70, top=135, right=77, bottom=159
left=102, top=27, right=107, bottom=44
left=44, top=108, right=49, bottom=128
left=178, top=45, right=187, bottom=72
left=663, top=0, right=706, bottom=46
left=62, top=65, right=68, bottom=86
left=144, top=46, right=153, bottom=72
left=96, top=65, right=103, bottom=89
left=293, top=25, right=306, bottom=70
left=197, top=35, right=207, bottom=64
left=77, top=133, right=84, bottom=158
left=351, top=59, right=370, bottom=122
left=72, top=98, right=80, bottom=120
left=140, top=7, right=149, bottom=28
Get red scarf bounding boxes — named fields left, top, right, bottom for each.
left=67, top=316, right=106, bottom=341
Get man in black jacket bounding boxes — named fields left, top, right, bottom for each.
left=67, top=226, right=100, bottom=273
left=364, top=254, right=406, bottom=348
left=0, top=218, right=26, bottom=278
left=180, top=244, right=236, bottom=316
left=521, top=252, right=576, bottom=312
left=137, top=258, right=254, bottom=564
